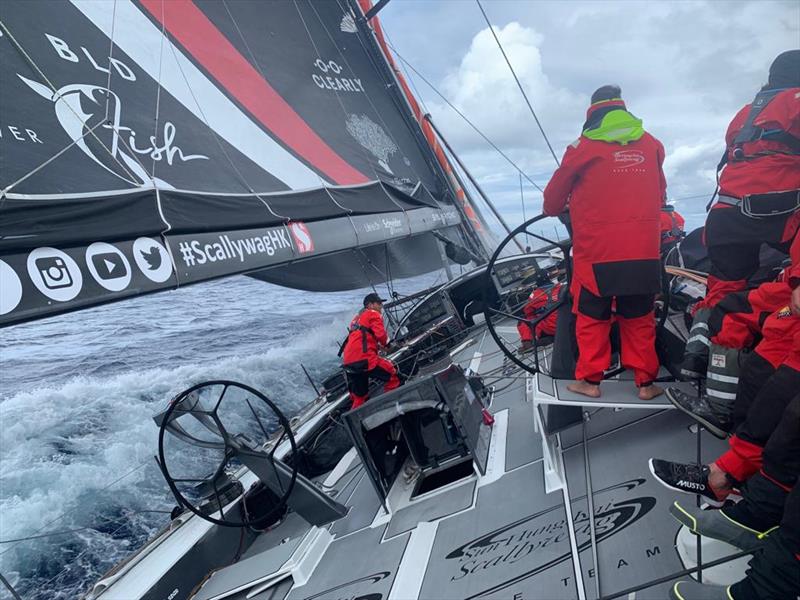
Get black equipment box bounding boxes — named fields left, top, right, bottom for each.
left=342, top=362, right=491, bottom=505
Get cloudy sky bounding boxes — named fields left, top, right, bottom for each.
left=376, top=0, right=799, bottom=233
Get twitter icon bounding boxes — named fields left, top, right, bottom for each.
left=133, top=238, right=173, bottom=283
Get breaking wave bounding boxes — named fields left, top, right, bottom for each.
left=0, top=274, right=411, bottom=599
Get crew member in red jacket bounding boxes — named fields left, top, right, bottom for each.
left=517, top=281, right=563, bottom=352
left=341, top=293, right=400, bottom=409
left=700, top=49, right=800, bottom=310
left=544, top=85, right=666, bottom=400
left=660, top=203, right=685, bottom=254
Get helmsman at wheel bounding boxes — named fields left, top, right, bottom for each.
left=340, top=293, right=401, bottom=409
left=543, top=84, right=666, bottom=401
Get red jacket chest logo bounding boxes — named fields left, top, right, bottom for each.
left=613, top=150, right=646, bottom=167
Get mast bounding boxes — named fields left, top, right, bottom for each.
left=349, top=0, right=491, bottom=262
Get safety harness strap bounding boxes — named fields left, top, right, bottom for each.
left=338, top=309, right=377, bottom=357
left=732, top=88, right=800, bottom=160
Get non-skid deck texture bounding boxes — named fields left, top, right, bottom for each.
left=505, top=403, right=543, bottom=470
left=329, top=468, right=382, bottom=538
left=386, top=479, right=476, bottom=538
left=285, top=525, right=409, bottom=600
left=194, top=532, right=305, bottom=600
left=562, top=410, right=728, bottom=599
left=419, top=460, right=580, bottom=599
left=201, top=328, right=726, bottom=600
left=554, top=379, right=698, bottom=407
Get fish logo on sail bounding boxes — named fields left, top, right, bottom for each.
left=17, top=75, right=208, bottom=188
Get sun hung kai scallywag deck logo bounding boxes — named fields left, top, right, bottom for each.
left=302, top=571, right=390, bottom=600
left=444, top=479, right=656, bottom=599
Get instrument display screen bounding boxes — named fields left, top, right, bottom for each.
left=493, top=257, right=541, bottom=289
left=405, top=293, right=448, bottom=333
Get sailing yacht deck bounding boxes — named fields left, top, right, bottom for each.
left=189, top=329, right=728, bottom=600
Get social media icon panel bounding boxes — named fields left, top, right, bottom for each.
left=85, top=242, right=132, bottom=292
left=0, top=259, right=23, bottom=315
left=133, top=237, right=173, bottom=283
left=26, top=247, right=83, bottom=302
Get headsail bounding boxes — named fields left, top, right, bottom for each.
left=0, top=0, right=487, bottom=326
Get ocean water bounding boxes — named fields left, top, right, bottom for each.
left=0, top=273, right=442, bottom=599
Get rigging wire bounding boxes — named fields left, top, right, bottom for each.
left=384, top=40, right=545, bottom=194
left=0, top=510, right=172, bottom=545
left=475, top=0, right=561, bottom=167
left=0, top=459, right=152, bottom=557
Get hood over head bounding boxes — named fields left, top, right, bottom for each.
left=767, top=49, right=800, bottom=90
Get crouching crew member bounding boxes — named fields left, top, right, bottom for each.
left=517, top=275, right=563, bottom=352
left=699, top=49, right=800, bottom=310
left=341, top=293, right=400, bottom=409
left=544, top=84, right=665, bottom=400
left=660, top=203, right=685, bottom=255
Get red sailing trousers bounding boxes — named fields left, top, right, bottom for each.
left=346, top=356, right=400, bottom=409
left=572, top=284, right=659, bottom=386
left=715, top=312, right=800, bottom=481
left=517, top=285, right=560, bottom=342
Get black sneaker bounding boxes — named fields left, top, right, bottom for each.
left=648, top=459, right=729, bottom=507
left=666, top=387, right=731, bottom=439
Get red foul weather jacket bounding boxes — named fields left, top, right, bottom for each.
left=518, top=283, right=562, bottom=341
left=544, top=100, right=666, bottom=297
left=342, top=308, right=388, bottom=369
left=717, top=88, right=800, bottom=203
left=660, top=207, right=685, bottom=245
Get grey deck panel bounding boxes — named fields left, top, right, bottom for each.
left=386, top=479, right=476, bottom=538
left=562, top=409, right=729, bottom=600
left=560, top=406, right=669, bottom=449
left=419, top=461, right=580, bottom=600
left=226, top=576, right=293, bottom=600
left=505, top=403, right=543, bottom=470
left=553, top=379, right=698, bottom=407
left=241, top=513, right=311, bottom=560
left=285, top=525, right=409, bottom=600
left=193, top=533, right=305, bottom=600
left=329, top=470, right=383, bottom=538
left=488, top=377, right=527, bottom=411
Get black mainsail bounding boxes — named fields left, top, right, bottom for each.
left=0, top=0, right=487, bottom=326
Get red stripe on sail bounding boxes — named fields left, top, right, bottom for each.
left=139, top=0, right=369, bottom=185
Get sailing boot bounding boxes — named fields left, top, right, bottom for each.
left=680, top=308, right=712, bottom=380
left=666, top=387, right=732, bottom=439
left=648, top=459, right=734, bottom=507
left=705, top=343, right=741, bottom=426
left=669, top=580, right=732, bottom=600
left=669, top=501, right=770, bottom=551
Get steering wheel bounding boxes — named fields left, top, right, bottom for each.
left=157, top=380, right=298, bottom=528
left=481, top=214, right=572, bottom=375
